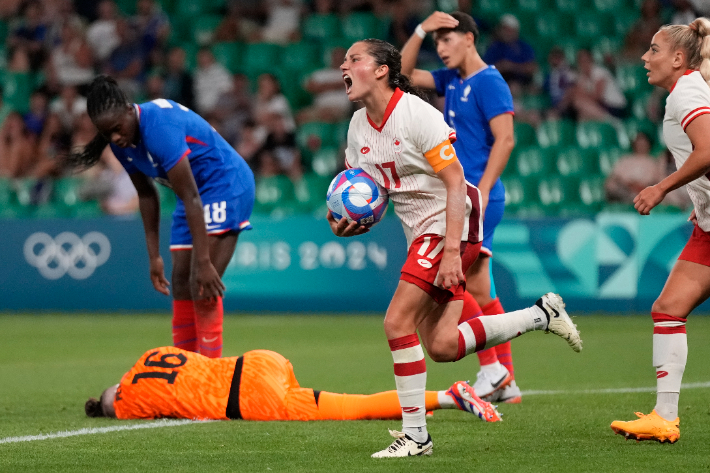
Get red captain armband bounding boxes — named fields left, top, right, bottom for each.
left=424, top=139, right=458, bottom=172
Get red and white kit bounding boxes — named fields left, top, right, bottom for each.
left=664, top=70, right=710, bottom=265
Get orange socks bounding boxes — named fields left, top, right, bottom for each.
left=316, top=391, right=441, bottom=420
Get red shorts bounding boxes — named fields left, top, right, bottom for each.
left=678, top=225, right=710, bottom=267
left=400, top=234, right=482, bottom=305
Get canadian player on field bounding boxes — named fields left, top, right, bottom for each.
left=400, top=11, right=520, bottom=403
left=329, top=38, right=581, bottom=458
left=611, top=17, right=710, bottom=444
left=85, top=346, right=501, bottom=423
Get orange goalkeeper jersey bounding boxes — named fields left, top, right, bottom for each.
left=113, top=346, right=238, bottom=420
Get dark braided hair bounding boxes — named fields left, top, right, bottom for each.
left=359, top=38, right=424, bottom=99
left=85, top=397, right=105, bottom=417
left=65, top=75, right=130, bottom=170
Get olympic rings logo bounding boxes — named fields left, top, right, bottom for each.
left=24, top=232, right=111, bottom=280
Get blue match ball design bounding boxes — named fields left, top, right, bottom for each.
left=326, top=168, right=388, bottom=228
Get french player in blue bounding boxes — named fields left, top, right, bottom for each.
left=67, top=75, right=255, bottom=358
left=401, top=11, right=521, bottom=403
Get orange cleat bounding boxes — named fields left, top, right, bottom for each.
left=610, top=410, right=680, bottom=444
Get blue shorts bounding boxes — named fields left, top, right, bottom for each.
left=480, top=198, right=505, bottom=257
left=170, top=189, right=255, bottom=250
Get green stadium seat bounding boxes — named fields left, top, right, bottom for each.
left=296, top=122, right=336, bottom=158
left=310, top=148, right=341, bottom=177
left=254, top=175, right=296, bottom=214
left=34, top=202, right=68, bottom=219
left=243, top=43, right=283, bottom=75
left=73, top=200, right=103, bottom=218
left=515, top=146, right=556, bottom=177
left=211, top=42, right=244, bottom=74
left=302, top=14, right=341, bottom=42
left=575, top=12, right=614, bottom=39
left=593, top=0, right=624, bottom=11
left=576, top=121, right=620, bottom=149
left=591, top=36, right=622, bottom=64
left=516, top=0, right=551, bottom=13
left=556, top=147, right=599, bottom=176
left=192, top=14, right=222, bottom=46
left=0, top=177, right=13, bottom=206
left=554, top=0, right=589, bottom=12
left=174, top=0, right=208, bottom=18
left=519, top=94, right=551, bottom=111
left=114, top=0, right=137, bottom=14
left=578, top=174, right=606, bottom=209
left=52, top=178, right=82, bottom=208
left=619, top=118, right=656, bottom=149
left=501, top=175, right=538, bottom=213
left=537, top=120, right=576, bottom=148
left=13, top=178, right=35, bottom=207
left=2, top=72, right=32, bottom=114
left=475, top=0, right=511, bottom=23
left=616, top=64, right=650, bottom=94
left=538, top=175, right=580, bottom=214
left=342, top=12, right=380, bottom=42
left=514, top=122, right=537, bottom=147
left=534, top=12, right=568, bottom=39
left=282, top=42, right=321, bottom=75
left=294, top=173, right=332, bottom=212
left=614, top=10, right=639, bottom=37
left=597, top=147, right=623, bottom=175
left=156, top=183, right=177, bottom=217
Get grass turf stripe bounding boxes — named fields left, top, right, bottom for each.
left=522, top=381, right=710, bottom=396
left=0, top=419, right=213, bottom=445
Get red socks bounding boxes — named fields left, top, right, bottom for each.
left=194, top=297, right=224, bottom=358
left=483, top=298, right=515, bottom=378
left=172, top=300, right=197, bottom=352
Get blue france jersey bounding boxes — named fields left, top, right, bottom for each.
left=431, top=66, right=514, bottom=202
left=110, top=99, right=252, bottom=199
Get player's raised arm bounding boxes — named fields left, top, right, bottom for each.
left=401, top=12, right=458, bottom=89
left=130, top=172, right=170, bottom=296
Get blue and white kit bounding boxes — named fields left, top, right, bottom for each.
left=110, top=99, right=255, bottom=250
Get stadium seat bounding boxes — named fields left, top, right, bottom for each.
left=537, top=175, right=580, bottom=214
left=296, top=122, right=336, bottom=158
left=515, top=146, right=556, bottom=177
left=593, top=0, right=624, bottom=11
left=578, top=174, right=606, bottom=209
left=192, top=14, right=222, bottom=46
left=613, top=10, right=639, bottom=37
left=211, top=42, right=244, bottom=74
left=616, top=64, right=651, bottom=94
left=514, top=122, right=537, bottom=147
left=2, top=72, right=32, bottom=113
left=556, top=147, right=599, bottom=176
left=73, top=200, right=103, bottom=218
left=302, top=14, right=341, bottom=42
left=515, top=0, right=551, bottom=13
left=536, top=120, right=576, bottom=148
left=619, top=118, right=656, bottom=149
left=341, top=12, right=380, bottom=42
left=0, top=177, right=12, bottom=206
left=598, top=147, right=624, bottom=175
left=282, top=42, right=321, bottom=76
left=294, top=173, right=332, bottom=212
left=156, top=183, right=177, bottom=217
left=475, top=0, right=511, bottom=24
left=310, top=147, right=341, bottom=177
left=591, top=36, right=622, bottom=64
left=554, top=0, right=588, bottom=12
left=52, top=178, right=82, bottom=208
left=575, top=12, right=614, bottom=39
left=254, top=175, right=296, bottom=214
left=576, top=121, right=620, bottom=149
left=501, top=175, right=538, bottom=213
left=534, top=12, right=569, bottom=39
left=243, top=43, right=283, bottom=76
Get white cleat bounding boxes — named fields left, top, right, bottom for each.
left=371, top=430, right=433, bottom=458
left=536, top=293, right=582, bottom=353
left=486, top=379, right=522, bottom=404
left=472, top=363, right=512, bottom=398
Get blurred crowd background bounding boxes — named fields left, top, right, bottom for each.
left=0, top=0, right=706, bottom=220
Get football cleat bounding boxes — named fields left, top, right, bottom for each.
left=472, top=363, right=512, bottom=398
left=536, top=293, right=583, bottom=352
left=371, top=430, right=433, bottom=458
left=610, top=410, right=680, bottom=444
left=446, top=381, right=502, bottom=422
left=486, top=380, right=522, bottom=404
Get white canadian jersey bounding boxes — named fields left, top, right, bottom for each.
left=344, top=89, right=482, bottom=247
left=664, top=70, right=710, bottom=231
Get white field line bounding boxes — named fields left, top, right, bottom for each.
left=2, top=382, right=710, bottom=445
left=522, top=381, right=710, bottom=396
left=0, top=419, right=213, bottom=445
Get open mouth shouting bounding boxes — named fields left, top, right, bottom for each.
left=343, top=74, right=353, bottom=94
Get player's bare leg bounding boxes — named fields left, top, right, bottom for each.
left=612, top=260, right=710, bottom=442
left=466, top=256, right=519, bottom=402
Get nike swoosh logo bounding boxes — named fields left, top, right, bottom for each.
left=202, top=336, right=218, bottom=343
left=205, top=224, right=220, bottom=230
left=549, top=306, right=560, bottom=318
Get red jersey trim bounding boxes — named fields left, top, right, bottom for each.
left=367, top=88, right=403, bottom=133
left=448, top=131, right=457, bottom=144
left=186, top=136, right=207, bottom=146
left=682, top=107, right=710, bottom=131
left=177, top=149, right=191, bottom=164
left=670, top=69, right=697, bottom=93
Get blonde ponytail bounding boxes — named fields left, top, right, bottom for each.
left=691, top=18, right=710, bottom=85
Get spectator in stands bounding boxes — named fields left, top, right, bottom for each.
left=261, top=0, right=302, bottom=45
left=387, top=0, right=421, bottom=47
left=132, top=0, right=170, bottom=67
left=77, top=148, right=139, bottom=216
left=671, top=0, right=699, bottom=25
left=0, top=0, right=22, bottom=19
left=8, top=0, right=47, bottom=71
left=605, top=132, right=659, bottom=204
left=560, top=49, right=627, bottom=121
left=31, top=112, right=70, bottom=180
left=213, top=2, right=245, bottom=43
left=23, top=90, right=48, bottom=137
left=0, top=112, right=37, bottom=178
left=162, top=46, right=195, bottom=110
left=49, top=85, right=87, bottom=133
left=144, top=74, right=164, bottom=101
left=482, top=14, right=537, bottom=92
left=211, top=73, right=253, bottom=145
left=622, top=0, right=663, bottom=60
left=43, top=0, right=86, bottom=47
left=48, top=21, right=94, bottom=90
left=86, top=0, right=121, bottom=62
left=193, top=47, right=233, bottom=116
left=543, top=46, right=576, bottom=119
left=256, top=114, right=302, bottom=181
left=103, top=18, right=146, bottom=100
left=0, top=86, right=12, bottom=128
left=236, top=119, right=266, bottom=169
left=254, top=73, right=295, bottom=133
left=298, top=47, right=353, bottom=123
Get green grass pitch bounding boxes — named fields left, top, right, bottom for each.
left=1, top=313, right=710, bottom=472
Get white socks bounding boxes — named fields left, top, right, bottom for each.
left=457, top=306, right=545, bottom=358
left=389, top=334, right=428, bottom=443
left=653, top=332, right=687, bottom=421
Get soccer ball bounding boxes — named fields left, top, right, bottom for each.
left=326, top=168, right=388, bottom=227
